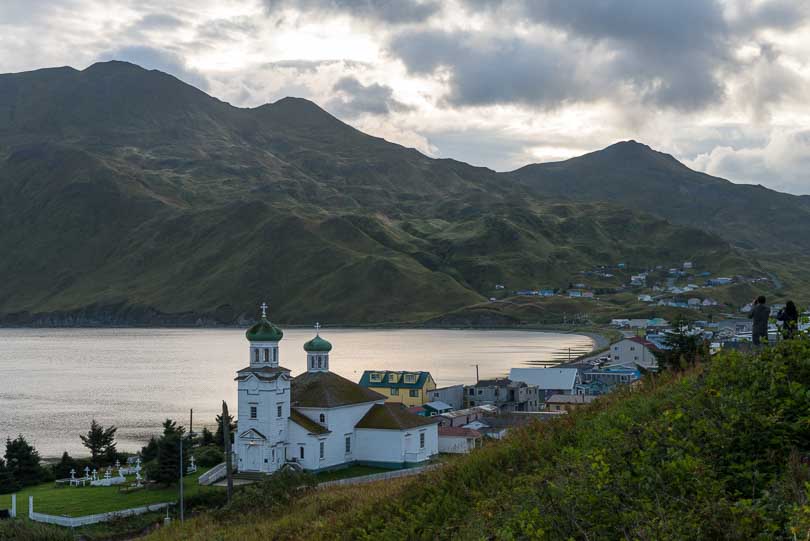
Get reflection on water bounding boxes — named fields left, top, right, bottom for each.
left=0, top=328, right=593, bottom=456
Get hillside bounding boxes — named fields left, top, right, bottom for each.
left=0, top=62, right=760, bottom=325
left=140, top=341, right=810, bottom=540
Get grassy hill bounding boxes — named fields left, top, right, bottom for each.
left=138, top=340, right=810, bottom=540
left=0, top=62, right=766, bottom=325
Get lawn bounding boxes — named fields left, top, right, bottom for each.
left=0, top=468, right=218, bottom=517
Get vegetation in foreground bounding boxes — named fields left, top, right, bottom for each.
left=143, top=339, right=809, bottom=540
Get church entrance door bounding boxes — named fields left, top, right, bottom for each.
left=245, top=444, right=262, bottom=471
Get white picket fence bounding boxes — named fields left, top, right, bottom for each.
left=28, top=496, right=172, bottom=527
left=317, top=463, right=439, bottom=489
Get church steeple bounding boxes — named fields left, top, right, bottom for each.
left=304, top=322, right=332, bottom=372
left=245, top=302, right=283, bottom=367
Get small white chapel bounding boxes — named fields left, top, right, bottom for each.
left=235, top=305, right=439, bottom=474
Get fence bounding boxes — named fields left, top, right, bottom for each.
left=317, top=463, right=439, bottom=489
left=28, top=496, right=172, bottom=528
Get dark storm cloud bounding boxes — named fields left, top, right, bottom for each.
left=326, top=76, right=412, bottom=116
left=262, top=0, right=440, bottom=23
left=98, top=46, right=209, bottom=90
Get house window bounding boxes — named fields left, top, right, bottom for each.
left=250, top=405, right=257, bottom=419
left=345, top=436, right=351, bottom=454
left=388, top=373, right=399, bottom=383
left=319, top=441, right=325, bottom=459
left=390, top=387, right=399, bottom=395
left=369, top=372, right=382, bottom=383
left=409, top=389, right=419, bottom=398
left=404, top=373, right=417, bottom=384
left=319, top=413, right=325, bottom=423
left=277, top=404, right=283, bottom=418
left=468, top=388, right=475, bottom=396
left=300, top=446, right=304, bottom=459
left=478, top=389, right=483, bottom=395
left=419, top=432, right=425, bottom=449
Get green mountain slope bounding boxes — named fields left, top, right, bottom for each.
left=0, top=63, right=765, bottom=324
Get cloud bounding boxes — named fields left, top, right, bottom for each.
left=97, top=46, right=209, bottom=91
left=326, top=76, right=413, bottom=116
left=262, top=0, right=440, bottom=23
left=688, top=129, right=810, bottom=195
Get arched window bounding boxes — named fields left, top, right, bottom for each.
left=263, top=349, right=269, bottom=362
left=318, top=358, right=322, bottom=368
left=254, top=349, right=259, bottom=363
left=319, top=413, right=325, bottom=423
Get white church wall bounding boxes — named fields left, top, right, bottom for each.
left=355, top=429, right=405, bottom=466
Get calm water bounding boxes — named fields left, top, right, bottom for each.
left=0, top=328, right=593, bottom=457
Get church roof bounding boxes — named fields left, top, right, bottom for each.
left=234, top=365, right=290, bottom=382
left=289, top=409, right=330, bottom=435
left=246, top=317, right=284, bottom=342
left=291, top=371, right=385, bottom=408
left=304, top=334, right=332, bottom=352
left=355, top=403, right=440, bottom=430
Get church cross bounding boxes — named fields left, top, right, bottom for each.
left=260, top=302, right=268, bottom=319
left=314, top=322, right=321, bottom=335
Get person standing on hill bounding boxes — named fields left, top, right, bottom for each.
left=748, top=296, right=770, bottom=346
left=777, top=300, right=799, bottom=340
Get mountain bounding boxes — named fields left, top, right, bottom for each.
left=510, top=140, right=810, bottom=254
left=0, top=63, right=766, bottom=325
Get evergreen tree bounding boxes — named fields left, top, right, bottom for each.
left=4, top=435, right=46, bottom=487
left=141, top=436, right=159, bottom=463
left=155, top=419, right=189, bottom=485
left=52, top=451, right=79, bottom=479
left=80, top=420, right=117, bottom=467
left=654, top=318, right=709, bottom=371
left=214, top=413, right=236, bottom=449
left=200, top=427, right=215, bottom=446
left=0, top=456, right=19, bottom=494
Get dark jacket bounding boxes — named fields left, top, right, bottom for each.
left=748, top=303, right=770, bottom=336
left=777, top=308, right=798, bottom=338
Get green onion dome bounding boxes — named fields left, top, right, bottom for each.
left=246, top=317, right=284, bottom=342
left=303, top=334, right=332, bottom=352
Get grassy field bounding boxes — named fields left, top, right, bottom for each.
left=0, top=468, right=215, bottom=517
left=313, top=465, right=391, bottom=483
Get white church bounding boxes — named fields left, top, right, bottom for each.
left=235, top=307, right=439, bottom=474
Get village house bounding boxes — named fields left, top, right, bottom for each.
left=463, top=378, right=540, bottom=412
left=438, top=427, right=482, bottom=454
left=235, top=313, right=438, bottom=474
left=427, top=384, right=464, bottom=410
left=508, top=368, right=580, bottom=398
left=606, top=337, right=660, bottom=371
left=358, top=370, right=437, bottom=407
left=422, top=401, right=454, bottom=416
left=545, top=394, right=597, bottom=412
left=437, top=406, right=496, bottom=428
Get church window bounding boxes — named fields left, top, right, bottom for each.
left=317, top=357, right=322, bottom=368
left=250, top=405, right=257, bottom=419
left=419, top=432, right=425, bottom=449
left=277, top=404, right=283, bottom=418
left=345, top=436, right=351, bottom=454
left=300, top=446, right=305, bottom=459
left=263, top=349, right=269, bottom=362
left=319, top=413, right=325, bottom=424
left=273, top=348, right=278, bottom=363
left=319, top=441, right=325, bottom=459
left=254, top=349, right=260, bottom=363
left=390, top=387, right=399, bottom=395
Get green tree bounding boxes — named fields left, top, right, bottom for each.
left=140, top=436, right=159, bottom=463
left=4, top=435, right=46, bottom=487
left=52, top=451, right=79, bottom=480
left=155, top=419, right=190, bottom=485
left=200, top=427, right=215, bottom=446
left=214, top=413, right=236, bottom=449
left=0, top=456, right=18, bottom=494
left=654, top=318, right=709, bottom=371
left=80, top=420, right=117, bottom=467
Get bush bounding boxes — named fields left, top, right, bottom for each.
left=0, top=519, right=72, bottom=541
left=193, top=445, right=224, bottom=468
left=225, top=470, right=316, bottom=517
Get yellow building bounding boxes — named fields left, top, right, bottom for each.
left=358, top=370, right=437, bottom=407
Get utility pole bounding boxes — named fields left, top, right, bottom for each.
left=222, top=401, right=233, bottom=502
left=189, top=408, right=193, bottom=440
left=471, top=364, right=479, bottom=383
left=179, top=432, right=184, bottom=522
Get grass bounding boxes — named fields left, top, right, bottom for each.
left=0, top=468, right=216, bottom=517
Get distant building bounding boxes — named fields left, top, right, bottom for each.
left=423, top=401, right=454, bottom=416
left=438, top=407, right=490, bottom=428
left=545, top=394, right=597, bottom=412
left=638, top=294, right=653, bottom=303
left=539, top=289, right=556, bottom=297
left=683, top=261, right=693, bottom=269
left=509, top=368, right=580, bottom=398
left=581, top=367, right=641, bottom=390
left=438, top=427, right=482, bottom=454
left=463, top=378, right=540, bottom=412
left=606, top=337, right=659, bottom=371
left=427, top=385, right=464, bottom=410
left=358, top=370, right=437, bottom=407
left=568, top=290, right=583, bottom=298
left=688, top=298, right=702, bottom=307
left=708, top=277, right=733, bottom=286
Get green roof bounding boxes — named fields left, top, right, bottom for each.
left=355, top=403, right=440, bottom=430
left=304, top=335, right=332, bottom=352
left=358, top=370, right=433, bottom=389
left=246, top=317, right=283, bottom=342
left=289, top=408, right=330, bottom=435
left=292, top=371, right=385, bottom=408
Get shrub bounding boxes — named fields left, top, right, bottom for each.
left=194, top=445, right=224, bottom=468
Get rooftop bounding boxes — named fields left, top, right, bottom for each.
left=234, top=365, right=291, bottom=382
left=509, top=368, right=579, bottom=390
left=292, top=371, right=385, bottom=408
left=359, top=370, right=433, bottom=389
left=546, top=394, right=598, bottom=404
left=289, top=408, right=330, bottom=435
left=438, top=427, right=482, bottom=438
left=355, top=403, right=439, bottom=430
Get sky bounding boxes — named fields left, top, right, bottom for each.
left=2, top=0, right=810, bottom=194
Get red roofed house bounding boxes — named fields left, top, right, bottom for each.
left=606, top=337, right=659, bottom=371
left=438, top=426, right=482, bottom=454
